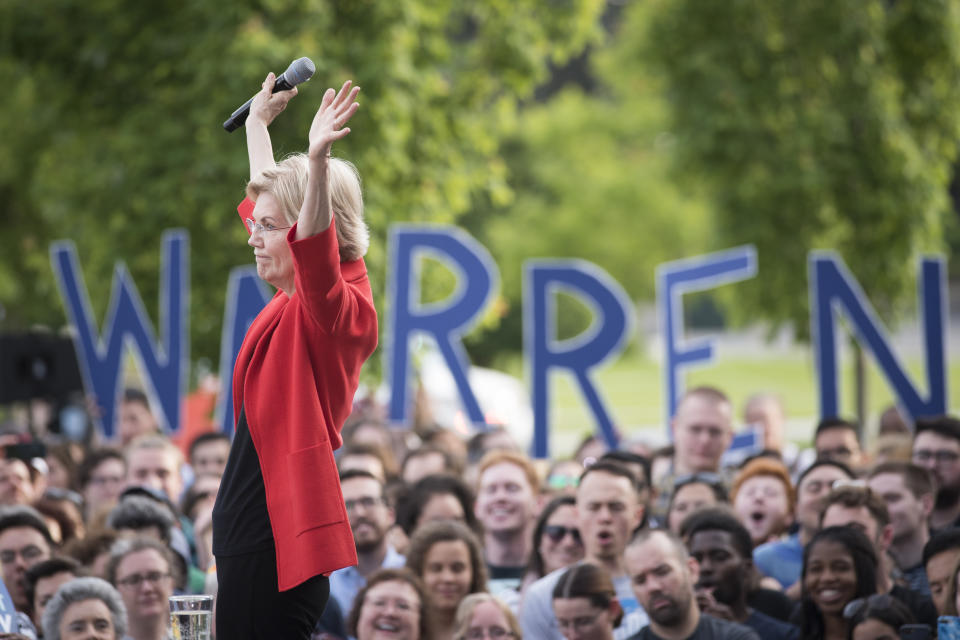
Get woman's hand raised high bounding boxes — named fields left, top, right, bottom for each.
left=307, top=80, right=360, bottom=161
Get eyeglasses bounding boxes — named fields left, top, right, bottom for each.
left=557, top=611, right=604, bottom=632
left=116, top=571, right=172, bottom=589
left=245, top=218, right=292, bottom=236
left=344, top=496, right=386, bottom=512
left=0, top=545, right=46, bottom=565
left=544, top=525, right=582, bottom=544
left=463, top=626, right=516, bottom=639
left=913, top=449, right=960, bottom=464
left=842, top=593, right=894, bottom=619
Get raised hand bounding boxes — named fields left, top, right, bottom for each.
left=307, top=80, right=360, bottom=160
left=249, top=72, right=298, bottom=128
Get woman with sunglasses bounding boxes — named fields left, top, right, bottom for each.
left=551, top=563, right=621, bottom=640
left=211, top=71, right=377, bottom=640
left=797, top=526, right=878, bottom=640
left=522, top=496, right=585, bottom=593
left=844, top=594, right=915, bottom=640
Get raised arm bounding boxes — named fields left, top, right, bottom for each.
left=296, top=81, right=360, bottom=240
left=246, top=72, right=299, bottom=180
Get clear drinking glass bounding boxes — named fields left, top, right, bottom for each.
left=169, top=595, right=213, bottom=640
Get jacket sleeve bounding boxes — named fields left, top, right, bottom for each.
left=286, top=221, right=375, bottom=341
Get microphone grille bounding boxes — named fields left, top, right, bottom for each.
left=284, top=57, right=316, bottom=85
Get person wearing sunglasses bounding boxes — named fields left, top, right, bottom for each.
left=106, top=537, right=178, bottom=640
left=843, top=594, right=917, bottom=640
left=522, top=496, right=585, bottom=593
left=210, top=69, right=377, bottom=640
left=521, top=461, right=648, bottom=640
left=453, top=593, right=521, bottom=640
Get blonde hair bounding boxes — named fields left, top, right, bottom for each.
left=453, top=593, right=521, bottom=640
left=246, top=153, right=369, bottom=261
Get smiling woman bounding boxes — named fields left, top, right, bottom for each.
left=797, top=526, right=878, bottom=640
left=347, top=568, right=431, bottom=640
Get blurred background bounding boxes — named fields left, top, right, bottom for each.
left=3, top=0, right=960, bottom=455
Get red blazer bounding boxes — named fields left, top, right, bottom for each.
left=232, top=217, right=377, bottom=591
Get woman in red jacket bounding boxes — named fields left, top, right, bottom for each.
left=211, top=74, right=378, bottom=639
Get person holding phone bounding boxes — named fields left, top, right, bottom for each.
left=211, top=71, right=378, bottom=639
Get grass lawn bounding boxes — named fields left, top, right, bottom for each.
left=523, top=348, right=960, bottom=457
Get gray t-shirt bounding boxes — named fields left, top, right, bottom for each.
left=627, top=614, right=761, bottom=640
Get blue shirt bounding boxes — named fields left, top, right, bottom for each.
left=753, top=533, right=803, bottom=589
left=329, top=546, right=405, bottom=621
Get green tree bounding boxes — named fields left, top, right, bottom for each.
left=462, top=5, right=714, bottom=362
left=639, top=0, right=960, bottom=333
left=0, top=0, right=603, bottom=371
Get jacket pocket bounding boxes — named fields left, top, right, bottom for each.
left=286, top=444, right=347, bottom=534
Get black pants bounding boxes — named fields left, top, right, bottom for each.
left=216, top=547, right=329, bottom=640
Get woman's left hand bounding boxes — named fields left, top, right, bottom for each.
left=308, top=80, right=360, bottom=161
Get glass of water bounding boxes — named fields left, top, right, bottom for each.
left=169, top=595, right=213, bottom=640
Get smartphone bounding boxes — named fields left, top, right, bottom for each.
left=937, top=616, right=960, bottom=640
left=5, top=442, right=46, bottom=463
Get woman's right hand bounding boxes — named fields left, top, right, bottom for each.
left=249, top=72, right=298, bottom=128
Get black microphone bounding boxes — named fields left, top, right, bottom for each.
left=223, top=57, right=316, bottom=132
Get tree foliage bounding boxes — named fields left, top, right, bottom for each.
left=640, top=0, right=960, bottom=334
left=0, top=0, right=603, bottom=369
left=462, top=5, right=714, bottom=361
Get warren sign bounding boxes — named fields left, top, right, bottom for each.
left=50, top=226, right=948, bottom=458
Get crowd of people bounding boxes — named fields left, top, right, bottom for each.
left=0, top=383, right=958, bottom=639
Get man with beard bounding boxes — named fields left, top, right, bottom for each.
left=867, top=461, right=934, bottom=594
left=520, top=461, right=648, bottom=639
left=682, top=508, right=798, bottom=639
left=624, top=528, right=759, bottom=640
left=912, top=416, right=960, bottom=530
left=328, top=470, right=404, bottom=622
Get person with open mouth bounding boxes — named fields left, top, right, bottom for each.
left=730, top=458, right=794, bottom=547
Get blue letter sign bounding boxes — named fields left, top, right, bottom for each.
left=387, top=226, right=498, bottom=426
left=50, top=231, right=189, bottom=437
left=525, top=260, right=632, bottom=458
left=657, top=246, right=758, bottom=423
left=810, top=253, right=947, bottom=421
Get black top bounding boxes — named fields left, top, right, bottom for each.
left=890, top=584, right=938, bottom=629
left=748, top=587, right=795, bottom=622
left=744, top=610, right=799, bottom=640
left=627, top=615, right=761, bottom=640
left=212, top=405, right=274, bottom=556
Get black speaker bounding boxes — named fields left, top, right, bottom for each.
left=0, top=333, right=84, bottom=404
